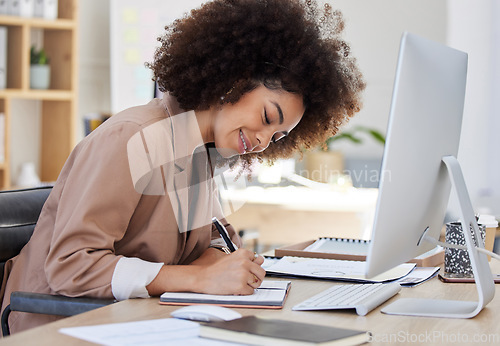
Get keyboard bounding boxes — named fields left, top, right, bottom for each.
left=292, top=282, right=401, bottom=316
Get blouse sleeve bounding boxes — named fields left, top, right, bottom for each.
left=44, top=120, right=160, bottom=299
left=111, top=257, right=164, bottom=300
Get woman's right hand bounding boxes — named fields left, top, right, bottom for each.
left=194, top=248, right=266, bottom=295
left=146, top=248, right=265, bottom=297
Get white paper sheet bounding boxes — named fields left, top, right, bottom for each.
left=60, top=318, right=242, bottom=345
left=265, top=256, right=415, bottom=283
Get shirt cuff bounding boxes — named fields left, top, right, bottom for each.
left=111, top=257, right=164, bottom=301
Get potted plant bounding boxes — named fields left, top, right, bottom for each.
left=324, top=126, right=386, bottom=149
left=304, top=126, right=385, bottom=183
left=30, top=45, right=50, bottom=89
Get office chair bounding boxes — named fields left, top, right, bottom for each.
left=0, top=187, right=115, bottom=336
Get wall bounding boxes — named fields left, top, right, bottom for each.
left=447, top=0, right=500, bottom=216
left=10, top=100, right=41, bottom=184
left=108, top=0, right=205, bottom=114
left=78, top=0, right=111, bottom=136
left=313, top=0, right=447, bottom=188
left=324, top=0, right=447, bottom=159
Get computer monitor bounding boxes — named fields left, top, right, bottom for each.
left=365, top=32, right=495, bottom=318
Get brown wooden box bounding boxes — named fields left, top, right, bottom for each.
left=274, top=239, right=444, bottom=267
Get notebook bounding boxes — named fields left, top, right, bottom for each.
left=160, top=280, right=291, bottom=309
left=199, top=316, right=370, bottom=346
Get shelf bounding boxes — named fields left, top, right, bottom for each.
left=0, top=15, right=75, bottom=30
left=0, top=89, right=74, bottom=101
left=0, top=0, right=78, bottom=189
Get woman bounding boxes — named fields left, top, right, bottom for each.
left=1, top=0, right=364, bottom=334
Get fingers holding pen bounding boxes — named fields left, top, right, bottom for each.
left=230, top=249, right=266, bottom=289
left=211, top=217, right=266, bottom=289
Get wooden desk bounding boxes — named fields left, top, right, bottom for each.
left=2, top=262, right=500, bottom=345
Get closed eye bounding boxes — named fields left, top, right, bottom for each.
left=264, top=109, right=271, bottom=124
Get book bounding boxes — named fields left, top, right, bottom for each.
left=199, top=316, right=370, bottom=346
left=275, top=237, right=444, bottom=267
left=160, top=280, right=291, bottom=309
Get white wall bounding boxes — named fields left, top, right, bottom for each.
left=324, top=0, right=447, bottom=159
left=109, top=0, right=206, bottom=115
left=447, top=0, right=500, bottom=216
left=78, top=0, right=111, bottom=137
left=10, top=100, right=41, bottom=184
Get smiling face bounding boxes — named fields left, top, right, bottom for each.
left=210, top=85, right=305, bottom=158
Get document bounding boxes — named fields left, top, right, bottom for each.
left=160, top=280, right=291, bottom=309
left=264, top=256, right=415, bottom=283
left=60, top=318, right=244, bottom=345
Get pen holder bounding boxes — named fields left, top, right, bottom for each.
left=444, top=221, right=486, bottom=278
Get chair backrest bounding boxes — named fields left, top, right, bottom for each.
left=0, top=186, right=52, bottom=284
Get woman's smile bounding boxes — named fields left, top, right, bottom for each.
left=202, top=85, right=305, bottom=158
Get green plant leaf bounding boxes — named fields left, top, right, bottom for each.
left=368, top=129, right=386, bottom=144
left=30, top=45, right=49, bottom=65
left=323, top=125, right=386, bottom=151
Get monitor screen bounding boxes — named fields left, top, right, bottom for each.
left=365, top=32, right=468, bottom=278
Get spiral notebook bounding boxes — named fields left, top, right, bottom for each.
left=275, top=237, right=444, bottom=267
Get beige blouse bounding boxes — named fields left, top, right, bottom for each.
left=0, top=94, right=240, bottom=334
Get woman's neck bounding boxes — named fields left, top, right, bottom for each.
left=194, top=107, right=216, bottom=144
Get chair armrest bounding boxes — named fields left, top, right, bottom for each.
left=10, top=291, right=116, bottom=317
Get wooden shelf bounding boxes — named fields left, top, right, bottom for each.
left=0, top=15, right=75, bottom=30
left=0, top=89, right=74, bottom=100
left=0, top=0, right=79, bottom=189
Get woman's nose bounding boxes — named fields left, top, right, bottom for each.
left=255, top=131, right=274, bottom=152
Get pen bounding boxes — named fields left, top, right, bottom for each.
left=212, top=216, right=238, bottom=252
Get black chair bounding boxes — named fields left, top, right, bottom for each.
left=0, top=187, right=115, bottom=336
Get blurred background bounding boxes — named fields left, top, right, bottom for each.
left=9, top=0, right=499, bottom=249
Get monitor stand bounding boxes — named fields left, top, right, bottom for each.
left=381, top=155, right=495, bottom=318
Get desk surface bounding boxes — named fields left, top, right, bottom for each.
left=2, top=262, right=500, bottom=345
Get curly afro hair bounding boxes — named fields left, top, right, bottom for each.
left=147, top=0, right=365, bottom=169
